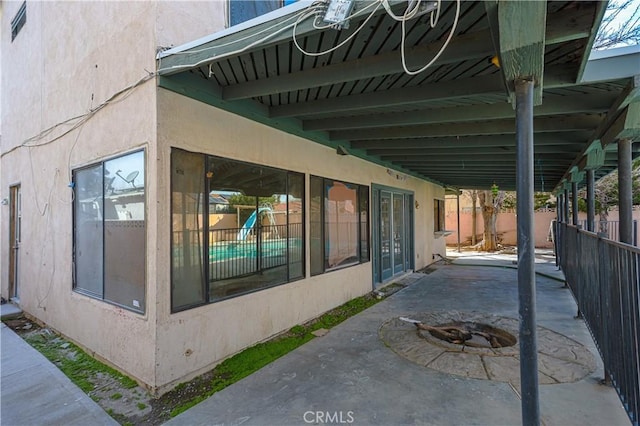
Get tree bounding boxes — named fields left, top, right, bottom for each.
left=594, top=0, right=640, bottom=49
left=534, top=192, right=556, bottom=210
left=477, top=185, right=507, bottom=251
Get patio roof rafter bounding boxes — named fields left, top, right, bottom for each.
left=330, top=114, right=604, bottom=141
left=302, top=92, right=615, bottom=131
left=558, top=75, right=640, bottom=189
left=222, top=29, right=497, bottom=101
left=350, top=132, right=593, bottom=149
left=158, top=0, right=637, bottom=193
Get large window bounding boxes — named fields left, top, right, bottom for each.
left=310, top=176, right=369, bottom=275
left=73, top=150, right=146, bottom=313
left=171, top=149, right=304, bottom=312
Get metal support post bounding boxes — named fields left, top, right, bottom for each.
left=515, top=78, right=540, bottom=426
left=564, top=189, right=570, bottom=225
left=618, top=139, right=633, bottom=245
left=557, top=194, right=563, bottom=223
left=572, top=182, right=579, bottom=227
left=586, top=169, right=595, bottom=232
left=456, top=192, right=461, bottom=253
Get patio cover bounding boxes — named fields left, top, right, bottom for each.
left=157, top=0, right=640, bottom=192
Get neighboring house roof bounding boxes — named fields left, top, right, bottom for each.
left=158, top=0, right=640, bottom=192
left=209, top=193, right=230, bottom=204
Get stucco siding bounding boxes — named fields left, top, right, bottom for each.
left=154, top=88, right=445, bottom=391
left=0, top=1, right=227, bottom=391
left=1, top=0, right=445, bottom=393
left=0, top=1, right=160, bottom=386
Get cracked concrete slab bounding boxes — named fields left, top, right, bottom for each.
left=167, top=260, right=629, bottom=426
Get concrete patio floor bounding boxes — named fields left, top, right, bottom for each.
left=168, top=250, right=630, bottom=426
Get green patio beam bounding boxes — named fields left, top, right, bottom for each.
left=600, top=101, right=640, bottom=146
left=330, top=114, right=602, bottom=140
left=576, top=1, right=608, bottom=83
left=222, top=29, right=495, bottom=101
left=350, top=132, right=592, bottom=149
left=270, top=63, right=578, bottom=119
left=366, top=145, right=584, bottom=156
left=545, top=3, right=597, bottom=45
left=303, top=93, right=613, bottom=130
left=269, top=74, right=504, bottom=118
left=380, top=153, right=576, bottom=161
left=570, top=166, right=585, bottom=183
left=555, top=75, right=640, bottom=190
left=401, top=158, right=577, bottom=165
left=497, top=1, right=546, bottom=105
left=583, top=141, right=605, bottom=170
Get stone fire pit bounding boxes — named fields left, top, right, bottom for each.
left=379, top=311, right=596, bottom=385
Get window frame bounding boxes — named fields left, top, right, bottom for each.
left=310, top=175, right=370, bottom=276
left=170, top=149, right=305, bottom=313
left=72, top=149, right=146, bottom=314
left=228, top=0, right=279, bottom=27
left=434, top=198, right=446, bottom=233
left=11, top=2, right=27, bottom=42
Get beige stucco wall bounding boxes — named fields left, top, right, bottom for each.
left=445, top=209, right=640, bottom=248
left=445, top=210, right=557, bottom=248
left=2, top=0, right=445, bottom=393
left=0, top=1, right=159, bottom=387
left=0, top=1, right=225, bottom=391
left=154, top=88, right=445, bottom=391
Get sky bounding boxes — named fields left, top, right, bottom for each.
left=595, top=0, right=640, bottom=49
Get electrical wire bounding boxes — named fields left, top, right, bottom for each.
left=4, top=0, right=461, bottom=165
left=162, top=5, right=317, bottom=58
left=381, top=0, right=423, bottom=21
left=158, top=0, right=458, bottom=77
left=430, top=0, right=441, bottom=27
left=1, top=72, right=155, bottom=159
left=400, top=0, right=460, bottom=75
left=158, top=18, right=306, bottom=75
left=157, top=3, right=328, bottom=75
left=292, top=0, right=382, bottom=57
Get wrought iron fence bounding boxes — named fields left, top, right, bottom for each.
left=556, top=221, right=640, bottom=425
left=208, top=222, right=303, bottom=281
left=578, top=220, right=638, bottom=246
left=172, top=223, right=303, bottom=282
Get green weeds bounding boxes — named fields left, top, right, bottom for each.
left=168, top=292, right=381, bottom=417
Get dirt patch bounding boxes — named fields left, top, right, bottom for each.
left=5, top=317, right=168, bottom=425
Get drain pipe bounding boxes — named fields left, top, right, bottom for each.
left=516, top=78, right=540, bottom=426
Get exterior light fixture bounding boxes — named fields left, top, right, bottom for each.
left=323, top=0, right=355, bottom=30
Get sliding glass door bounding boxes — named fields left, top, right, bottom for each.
left=373, top=187, right=414, bottom=285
